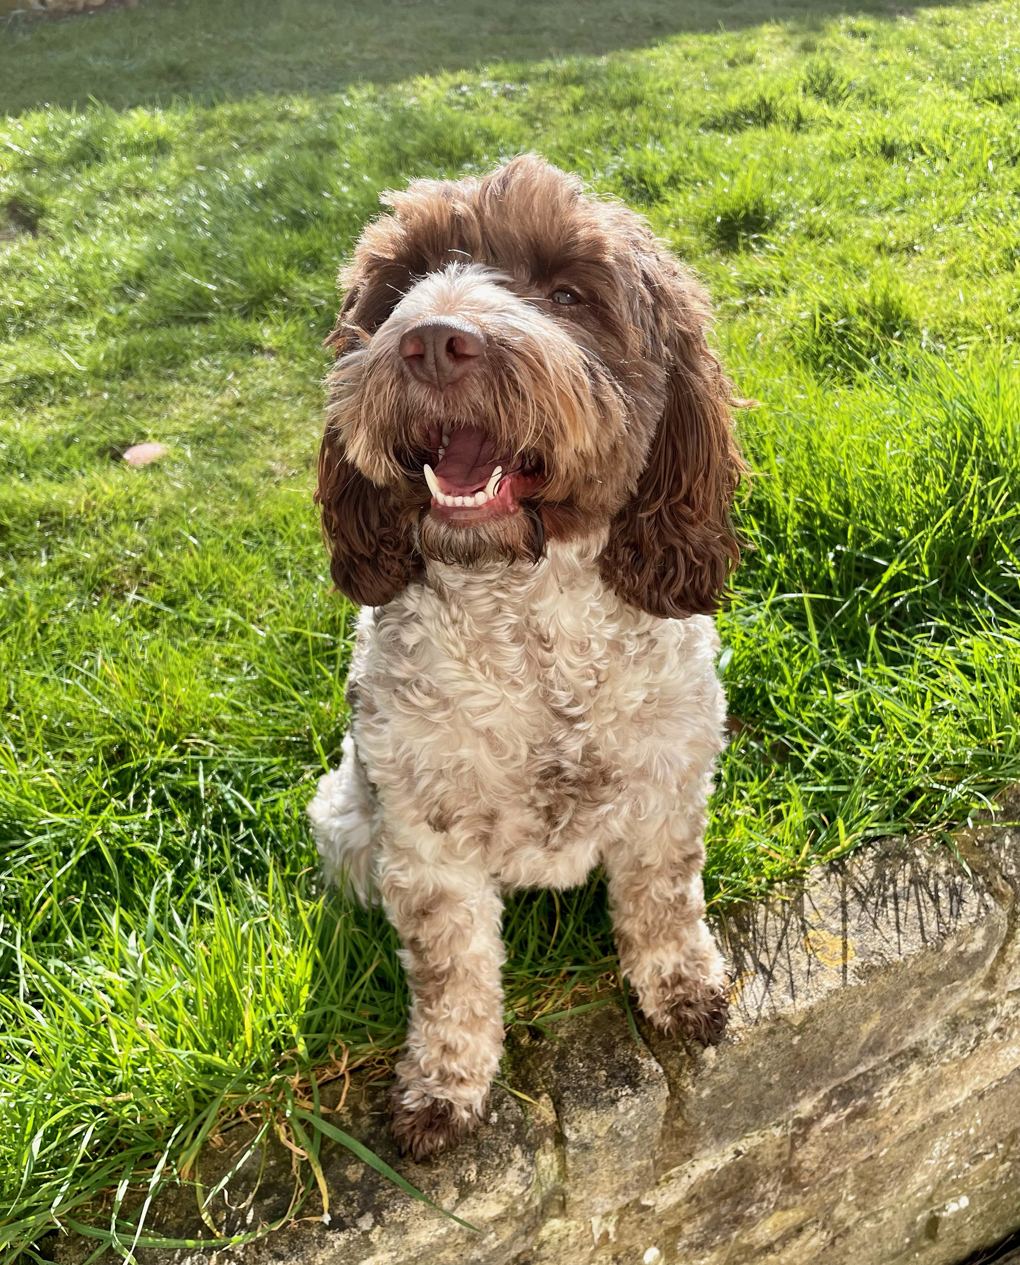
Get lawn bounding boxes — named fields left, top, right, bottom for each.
left=2, top=0, right=1020, bottom=1256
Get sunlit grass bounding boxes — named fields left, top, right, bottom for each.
left=3, top=0, right=1020, bottom=1256
left=0, top=0, right=942, bottom=115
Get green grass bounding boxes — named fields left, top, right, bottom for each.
left=3, top=0, right=1020, bottom=1256
left=0, top=0, right=975, bottom=114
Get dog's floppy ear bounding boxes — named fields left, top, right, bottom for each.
left=316, top=289, right=422, bottom=608
left=316, top=434, right=421, bottom=607
left=599, top=245, right=743, bottom=620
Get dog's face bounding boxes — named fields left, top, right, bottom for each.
left=318, top=155, right=742, bottom=617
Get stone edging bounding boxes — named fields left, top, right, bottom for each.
left=50, top=793, right=1020, bottom=1265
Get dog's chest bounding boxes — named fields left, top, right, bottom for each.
left=368, top=571, right=637, bottom=764
left=353, top=549, right=687, bottom=870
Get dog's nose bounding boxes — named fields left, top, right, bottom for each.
left=399, top=319, right=486, bottom=389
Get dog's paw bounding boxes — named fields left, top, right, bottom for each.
left=654, top=984, right=730, bottom=1045
left=642, top=961, right=728, bottom=1042
left=389, top=1087, right=482, bottom=1163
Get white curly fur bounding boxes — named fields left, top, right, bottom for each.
left=308, top=534, right=729, bottom=1138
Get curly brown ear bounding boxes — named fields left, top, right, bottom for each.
left=316, top=279, right=422, bottom=608
left=316, top=429, right=421, bottom=607
left=599, top=252, right=743, bottom=620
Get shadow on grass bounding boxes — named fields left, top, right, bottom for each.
left=0, top=0, right=990, bottom=115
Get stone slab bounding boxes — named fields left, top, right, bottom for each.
left=521, top=1003, right=670, bottom=1218
left=956, top=787, right=1020, bottom=998
left=648, top=834, right=1007, bottom=1172
left=614, top=1018, right=1020, bottom=1265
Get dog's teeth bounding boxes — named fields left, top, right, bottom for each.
left=426, top=476, right=495, bottom=510
left=484, top=466, right=503, bottom=499
left=437, top=446, right=446, bottom=460
left=441, top=425, right=451, bottom=448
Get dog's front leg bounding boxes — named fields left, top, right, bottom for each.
left=604, top=787, right=729, bottom=1045
left=380, top=840, right=505, bottom=1162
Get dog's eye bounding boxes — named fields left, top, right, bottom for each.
left=551, top=288, right=581, bottom=306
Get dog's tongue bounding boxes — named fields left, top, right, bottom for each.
left=434, top=426, right=509, bottom=493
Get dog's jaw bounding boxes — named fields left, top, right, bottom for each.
left=410, top=420, right=549, bottom=565
left=421, top=422, right=545, bottom=526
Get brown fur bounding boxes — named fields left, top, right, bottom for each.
left=655, top=979, right=730, bottom=1045
left=597, top=247, right=743, bottom=618
left=316, top=447, right=425, bottom=606
left=315, top=154, right=742, bottom=615
left=388, top=1088, right=482, bottom=1163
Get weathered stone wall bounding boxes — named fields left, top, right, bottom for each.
left=49, top=797, right=1020, bottom=1265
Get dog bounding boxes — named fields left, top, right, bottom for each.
left=307, top=154, right=742, bottom=1163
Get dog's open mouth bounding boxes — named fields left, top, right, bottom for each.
left=423, top=424, right=542, bottom=523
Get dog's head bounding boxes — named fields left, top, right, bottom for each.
left=317, top=155, right=742, bottom=617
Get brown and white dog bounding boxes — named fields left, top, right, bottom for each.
left=307, top=155, right=742, bottom=1162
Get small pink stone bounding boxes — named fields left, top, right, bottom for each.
left=122, top=443, right=169, bottom=467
